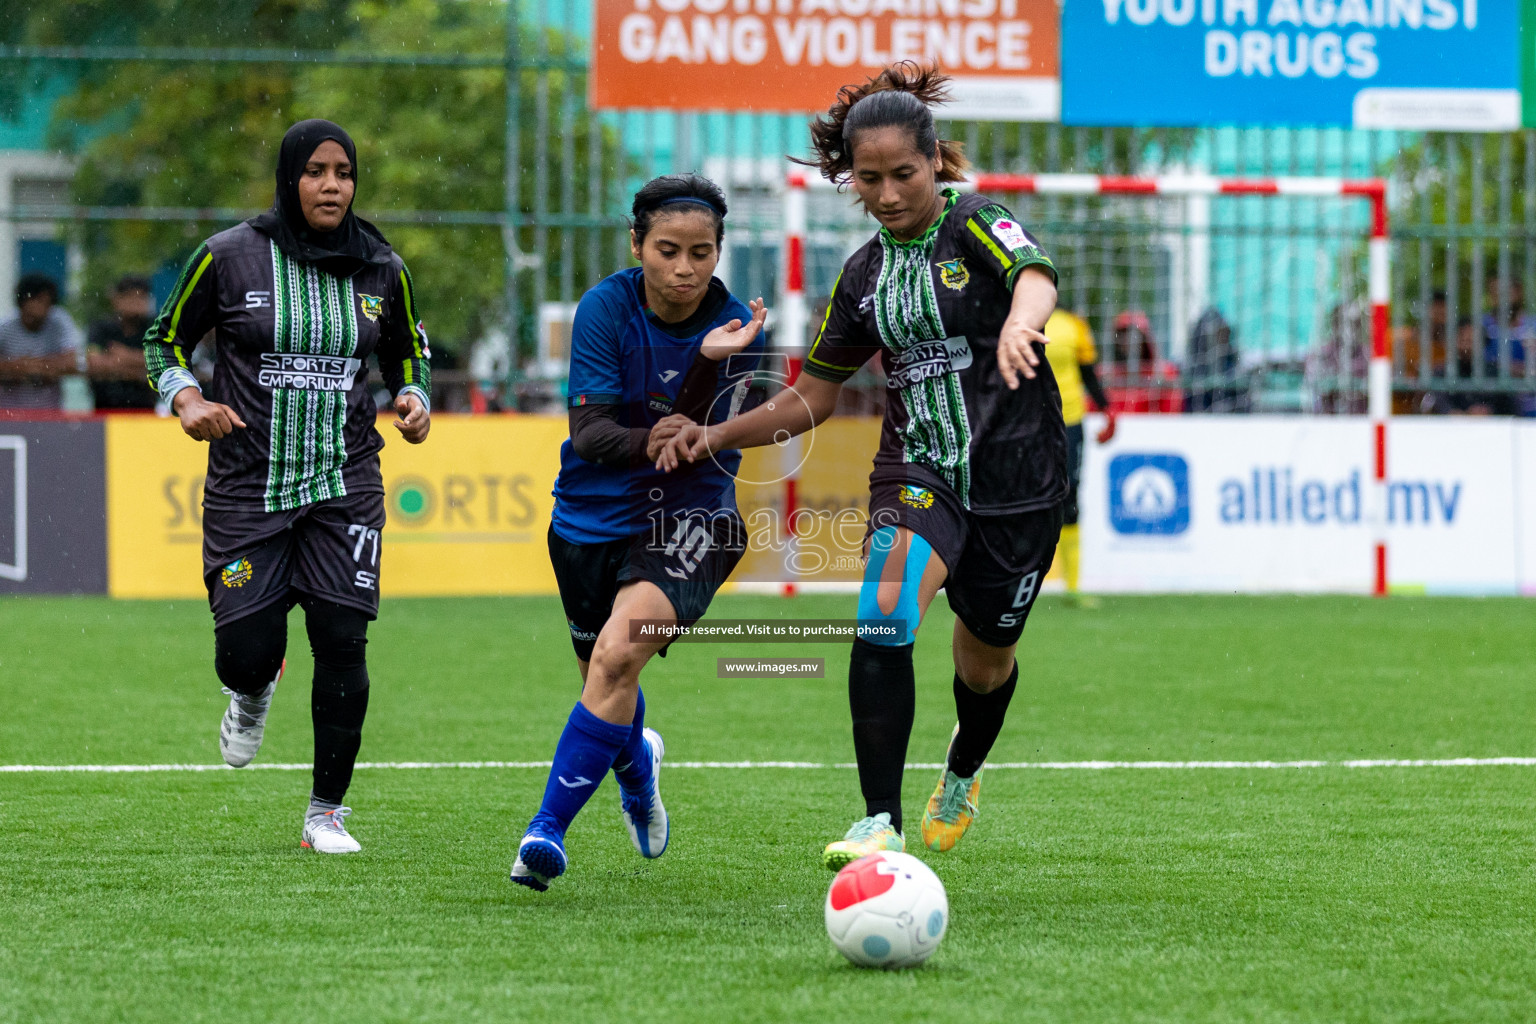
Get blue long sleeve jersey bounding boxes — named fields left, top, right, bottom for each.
left=552, top=268, right=763, bottom=545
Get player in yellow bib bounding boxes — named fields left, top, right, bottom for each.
left=1043, top=310, right=1115, bottom=608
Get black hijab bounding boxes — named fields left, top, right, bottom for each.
left=248, top=119, right=392, bottom=279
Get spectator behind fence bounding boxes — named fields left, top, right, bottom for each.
left=87, top=275, right=157, bottom=410
left=0, top=273, right=83, bottom=411
left=1184, top=306, right=1247, bottom=412
left=1106, top=310, right=1183, bottom=412
left=1398, top=290, right=1449, bottom=378
left=1306, top=301, right=1369, bottom=414
left=1421, top=315, right=1494, bottom=415
left=1396, top=289, right=1447, bottom=414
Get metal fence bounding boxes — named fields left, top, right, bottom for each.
left=5, top=0, right=1534, bottom=415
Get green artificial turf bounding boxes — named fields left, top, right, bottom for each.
left=1, top=594, right=1533, bottom=1022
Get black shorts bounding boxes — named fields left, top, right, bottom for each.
left=866, top=479, right=1063, bottom=648
left=202, top=491, right=386, bottom=628
left=1064, top=423, right=1085, bottom=526
left=547, top=509, right=747, bottom=662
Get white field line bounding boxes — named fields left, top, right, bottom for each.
left=3, top=757, right=1536, bottom=774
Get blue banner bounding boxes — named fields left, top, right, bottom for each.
left=1062, top=0, right=1520, bottom=128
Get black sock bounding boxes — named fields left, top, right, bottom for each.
left=848, top=638, right=916, bottom=833
left=304, top=598, right=371, bottom=805
left=948, top=662, right=1018, bottom=778
left=312, top=687, right=369, bottom=804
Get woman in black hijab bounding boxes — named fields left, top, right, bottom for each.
left=144, top=118, right=432, bottom=854
left=250, top=118, right=395, bottom=278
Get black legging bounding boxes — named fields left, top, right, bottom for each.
left=214, top=595, right=371, bottom=804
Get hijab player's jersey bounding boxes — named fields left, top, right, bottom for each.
left=144, top=222, right=431, bottom=514
left=802, top=189, right=1066, bottom=514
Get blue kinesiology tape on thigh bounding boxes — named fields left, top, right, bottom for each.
left=856, top=526, right=932, bottom=646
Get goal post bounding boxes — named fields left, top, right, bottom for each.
left=775, top=169, right=1392, bottom=597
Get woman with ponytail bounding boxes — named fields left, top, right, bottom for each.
left=659, top=64, right=1065, bottom=867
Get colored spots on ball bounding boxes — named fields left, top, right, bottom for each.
left=928, top=910, right=945, bottom=937
left=829, top=854, right=898, bottom=911
left=861, top=935, right=891, bottom=959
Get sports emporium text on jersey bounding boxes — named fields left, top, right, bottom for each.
left=257, top=354, right=363, bottom=392
left=886, top=337, right=974, bottom=390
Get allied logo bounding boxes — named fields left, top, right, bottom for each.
left=936, top=258, right=970, bottom=291
left=898, top=485, right=935, bottom=510
left=658, top=369, right=680, bottom=384
left=358, top=294, right=384, bottom=322
left=1109, top=454, right=1191, bottom=536
left=220, top=558, right=254, bottom=588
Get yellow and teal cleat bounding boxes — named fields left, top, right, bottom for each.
left=822, top=811, right=905, bottom=871
left=921, top=727, right=983, bottom=852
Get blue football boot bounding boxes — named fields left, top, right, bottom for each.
left=510, top=822, right=568, bottom=892
left=618, top=727, right=669, bottom=859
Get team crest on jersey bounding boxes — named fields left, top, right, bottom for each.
left=358, top=294, right=384, bottom=322
left=936, top=258, right=970, bottom=292
left=221, top=558, right=254, bottom=589
left=898, top=485, right=935, bottom=510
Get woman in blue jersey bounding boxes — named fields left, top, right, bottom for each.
left=511, top=174, right=767, bottom=891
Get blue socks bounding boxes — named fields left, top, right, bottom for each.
left=612, top=688, right=652, bottom=792
left=529, top=701, right=632, bottom=837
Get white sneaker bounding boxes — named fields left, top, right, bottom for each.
left=619, top=727, right=669, bottom=859
left=301, top=807, right=361, bottom=854
left=218, top=659, right=285, bottom=768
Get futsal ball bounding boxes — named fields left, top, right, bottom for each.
left=824, top=851, right=948, bottom=968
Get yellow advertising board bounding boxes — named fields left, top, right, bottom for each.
left=733, top=417, right=881, bottom=586
left=106, top=416, right=213, bottom=599
left=375, top=414, right=565, bottom=596
left=106, top=415, right=567, bottom=599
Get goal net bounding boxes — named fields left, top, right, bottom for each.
left=727, top=170, right=1390, bottom=593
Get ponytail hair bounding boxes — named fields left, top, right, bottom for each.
left=795, top=62, right=969, bottom=186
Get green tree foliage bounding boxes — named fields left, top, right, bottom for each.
left=32, top=0, right=623, bottom=359
left=1389, top=130, right=1534, bottom=326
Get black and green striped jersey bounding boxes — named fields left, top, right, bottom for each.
left=145, top=222, right=431, bottom=513
left=803, top=189, right=1065, bottom=514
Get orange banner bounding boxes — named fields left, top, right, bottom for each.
left=591, top=0, right=1060, bottom=120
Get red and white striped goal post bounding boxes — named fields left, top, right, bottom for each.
left=779, top=170, right=1392, bottom=597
